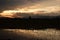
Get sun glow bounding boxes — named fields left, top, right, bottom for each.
left=0, top=6, right=60, bottom=18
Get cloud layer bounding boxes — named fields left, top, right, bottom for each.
left=0, top=0, right=60, bottom=18
left=0, top=0, right=60, bottom=12
left=0, top=6, right=60, bottom=18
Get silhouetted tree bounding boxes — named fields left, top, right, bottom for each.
left=29, top=16, right=31, bottom=19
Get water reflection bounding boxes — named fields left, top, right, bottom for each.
left=0, top=29, right=60, bottom=40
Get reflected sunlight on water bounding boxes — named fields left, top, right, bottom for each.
left=3, top=29, right=60, bottom=40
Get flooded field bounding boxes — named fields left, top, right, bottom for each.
left=0, top=29, right=60, bottom=40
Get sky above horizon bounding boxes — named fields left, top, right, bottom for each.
left=0, top=0, right=60, bottom=11
left=0, top=0, right=60, bottom=18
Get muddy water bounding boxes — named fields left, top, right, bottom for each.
left=0, top=29, right=60, bottom=40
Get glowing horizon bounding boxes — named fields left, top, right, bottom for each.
left=0, top=6, right=60, bottom=18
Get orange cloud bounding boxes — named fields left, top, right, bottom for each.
left=0, top=6, right=60, bottom=18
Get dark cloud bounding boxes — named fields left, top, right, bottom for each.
left=0, top=0, right=42, bottom=7
left=0, top=0, right=25, bottom=10
left=0, top=0, right=25, bottom=12
left=0, top=0, right=24, bottom=6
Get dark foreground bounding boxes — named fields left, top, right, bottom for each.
left=0, top=16, right=60, bottom=29
left=0, top=16, right=60, bottom=40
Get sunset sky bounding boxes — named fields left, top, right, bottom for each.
left=0, top=0, right=60, bottom=18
